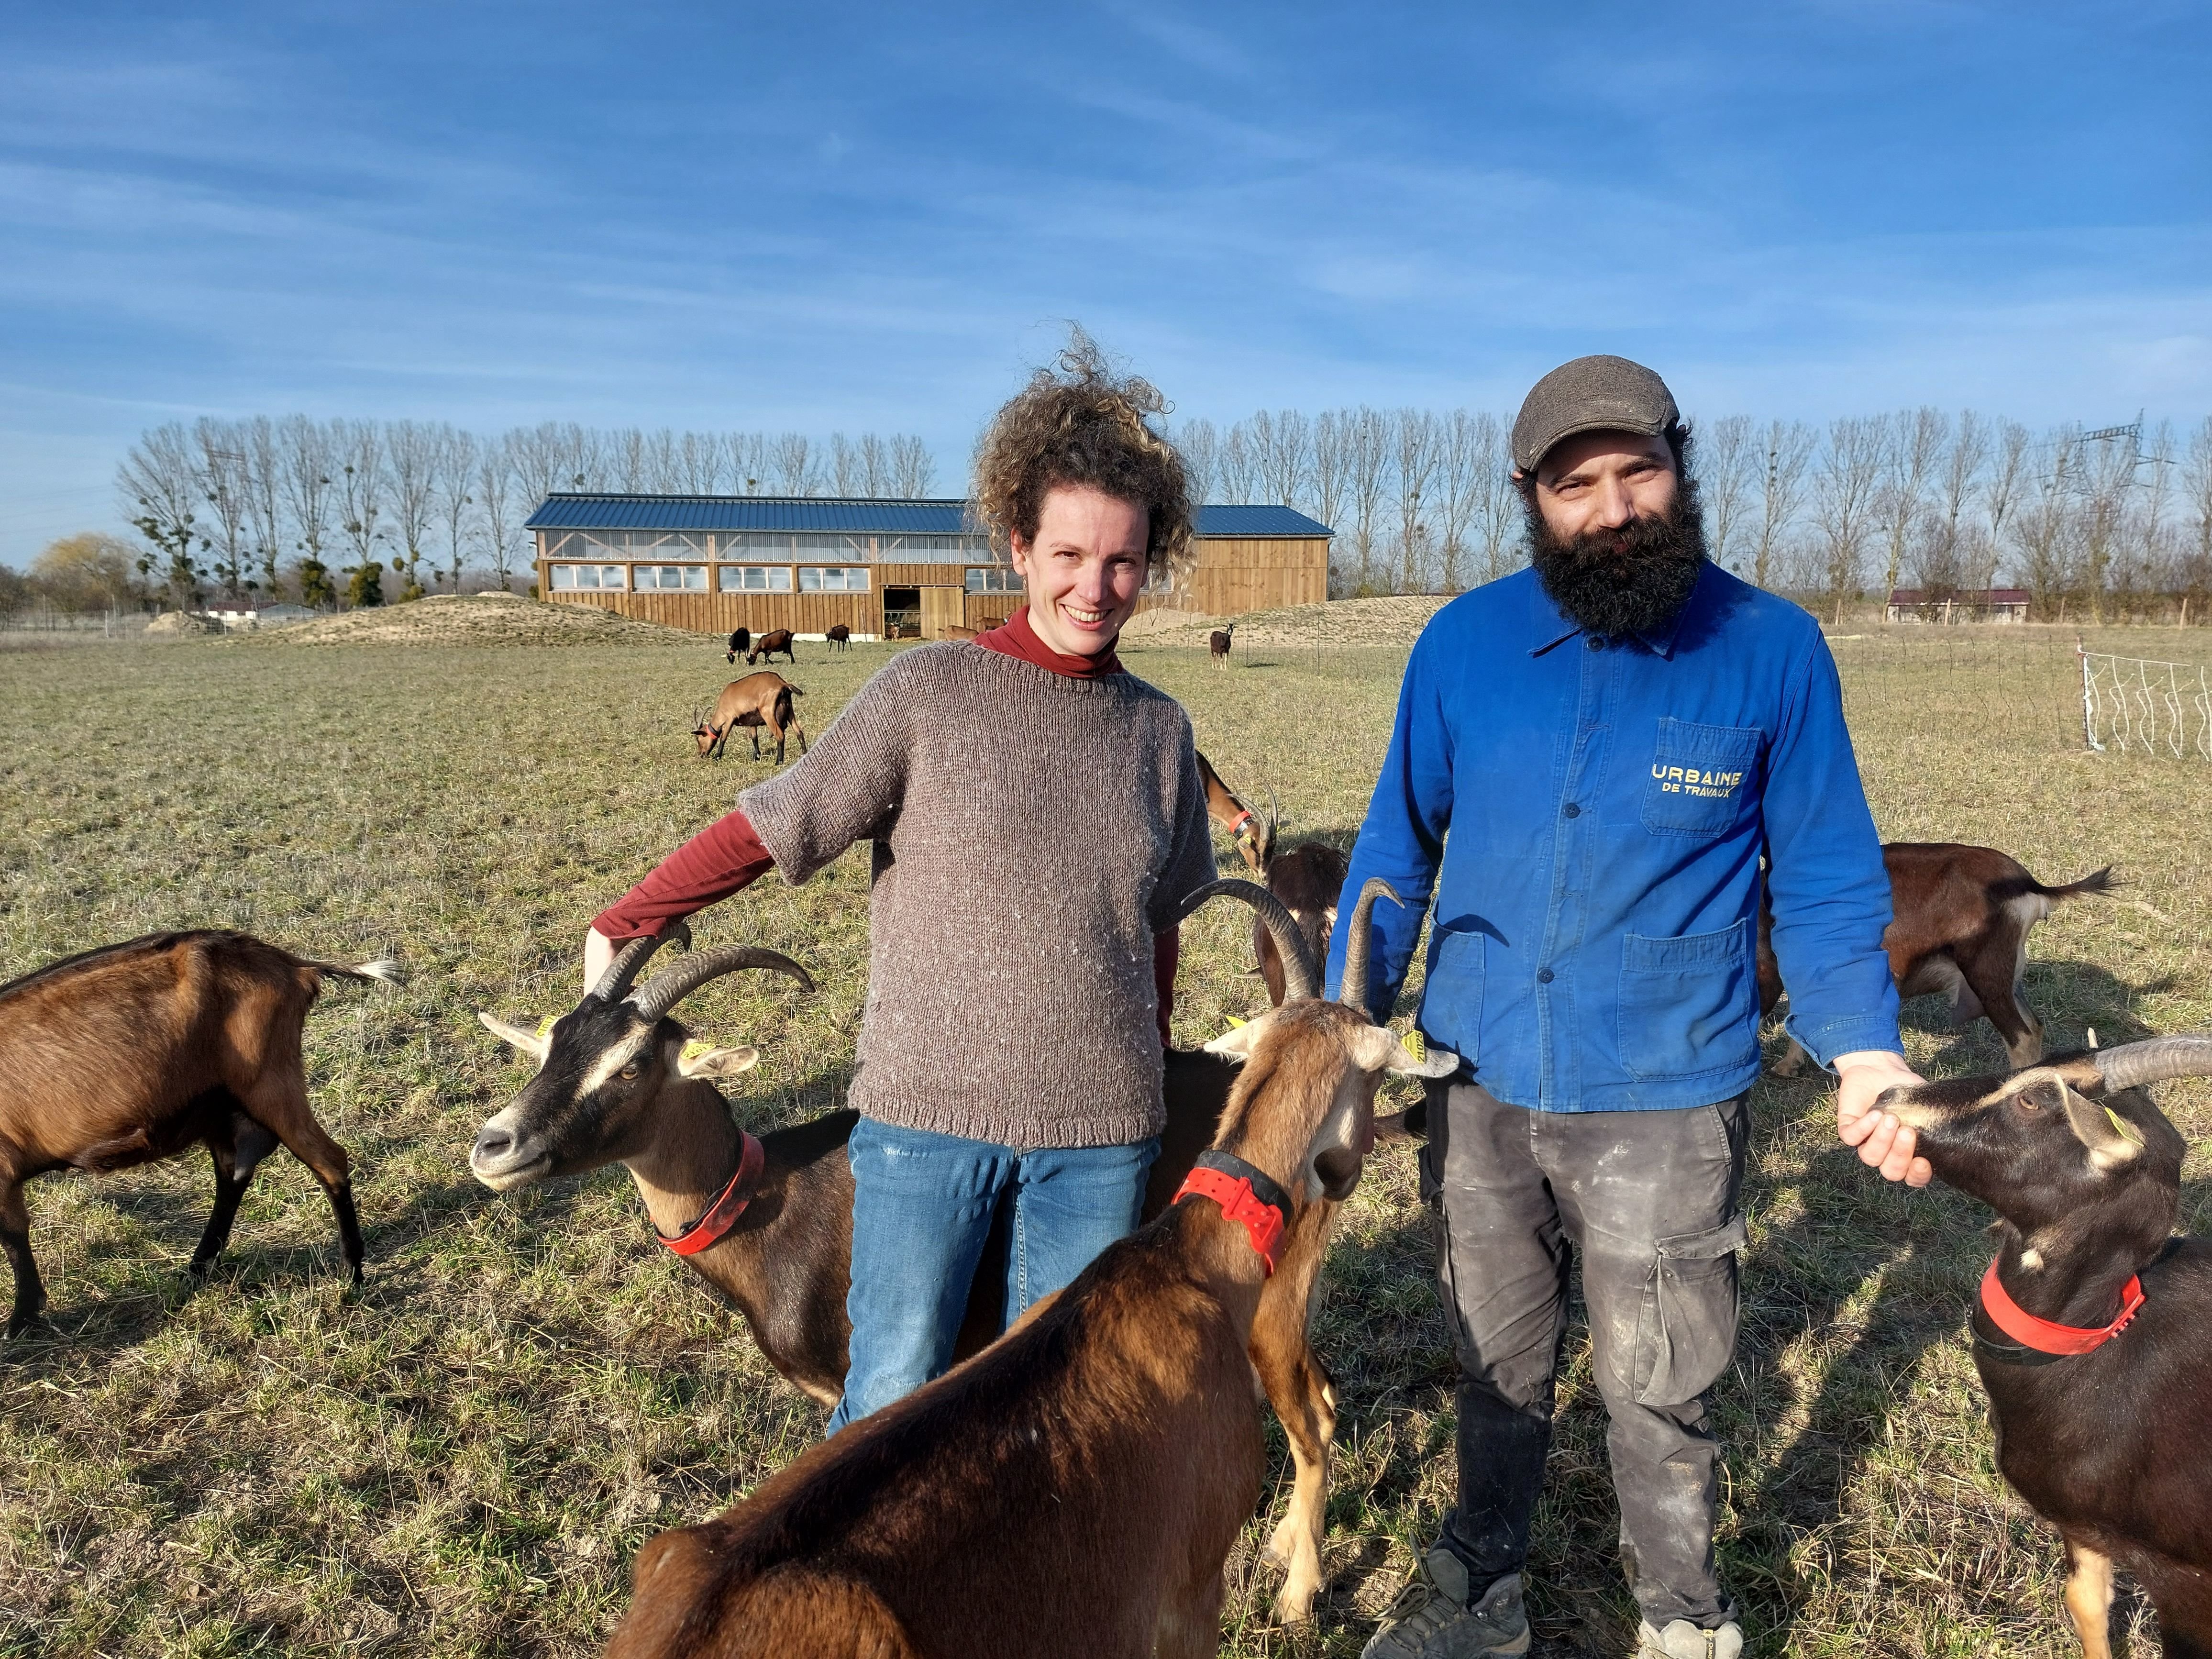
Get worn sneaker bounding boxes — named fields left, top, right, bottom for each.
left=1635, top=1618, right=1743, bottom=1659
left=1362, top=1551, right=1530, bottom=1658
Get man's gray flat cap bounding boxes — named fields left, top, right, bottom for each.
left=1510, top=355, right=1680, bottom=474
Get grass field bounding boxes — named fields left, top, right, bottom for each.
left=2, top=606, right=2209, bottom=1658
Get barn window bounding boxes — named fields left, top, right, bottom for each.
left=549, top=564, right=627, bottom=590
left=799, top=566, right=871, bottom=592
left=964, top=567, right=1023, bottom=594
left=634, top=564, right=708, bottom=591
left=718, top=565, right=795, bottom=593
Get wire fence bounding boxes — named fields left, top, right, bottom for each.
left=2079, top=642, right=2212, bottom=759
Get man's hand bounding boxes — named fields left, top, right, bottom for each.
left=1833, top=1049, right=1932, bottom=1187
left=582, top=927, right=615, bottom=1001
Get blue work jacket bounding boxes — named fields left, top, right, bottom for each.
left=1325, top=562, right=1900, bottom=1112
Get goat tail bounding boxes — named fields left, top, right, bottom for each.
left=786, top=686, right=806, bottom=697
left=2038, top=866, right=2117, bottom=903
left=307, top=956, right=408, bottom=988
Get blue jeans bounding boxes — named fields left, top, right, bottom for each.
left=825, top=1117, right=1159, bottom=1434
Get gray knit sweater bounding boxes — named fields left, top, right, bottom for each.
left=738, top=643, right=1216, bottom=1150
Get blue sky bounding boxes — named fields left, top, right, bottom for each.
left=3, top=1, right=2208, bottom=564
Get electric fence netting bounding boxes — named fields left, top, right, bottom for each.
left=2079, top=641, right=2212, bottom=759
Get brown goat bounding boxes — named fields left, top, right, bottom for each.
left=0, top=930, right=401, bottom=1336
left=1760, top=842, right=2114, bottom=1073
left=746, top=628, right=797, bottom=665
left=1878, top=1035, right=2212, bottom=1657
left=826, top=623, right=852, bottom=651
left=942, top=624, right=980, bottom=641
left=1209, top=620, right=1235, bottom=668
left=1196, top=752, right=1349, bottom=1008
left=600, top=880, right=1454, bottom=1659
left=476, top=884, right=1353, bottom=1620
left=692, top=673, right=807, bottom=763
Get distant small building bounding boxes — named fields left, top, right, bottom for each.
left=525, top=495, right=1333, bottom=640
left=1885, top=587, right=2032, bottom=624
left=205, top=602, right=315, bottom=630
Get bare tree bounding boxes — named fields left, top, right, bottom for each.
left=479, top=438, right=521, bottom=591
left=1342, top=408, right=1390, bottom=595
left=1917, top=409, right=1989, bottom=598
left=1981, top=419, right=2034, bottom=594
left=829, top=434, right=862, bottom=496
left=609, top=429, right=650, bottom=492
left=1697, top=415, right=1759, bottom=575
left=1174, top=419, right=1218, bottom=507
left=1468, top=415, right=1521, bottom=584
left=385, top=420, right=440, bottom=599
left=1751, top=420, right=1815, bottom=593
left=332, top=419, right=388, bottom=597
left=1813, top=417, right=1885, bottom=622
left=2078, top=428, right=2140, bottom=622
left=279, top=416, right=338, bottom=607
left=193, top=417, right=252, bottom=601
left=890, top=435, right=935, bottom=496
left=728, top=431, right=767, bottom=495
left=857, top=433, right=891, bottom=497
left=1216, top=420, right=1259, bottom=504
left=1430, top=410, right=1480, bottom=594
left=1876, top=408, right=1947, bottom=599
left=436, top=425, right=480, bottom=593
left=768, top=433, right=818, bottom=496
left=2013, top=430, right=2079, bottom=618
left=2128, top=422, right=2177, bottom=618
left=1250, top=410, right=1311, bottom=508
left=241, top=415, right=286, bottom=597
left=1392, top=409, right=1438, bottom=592
left=118, top=422, right=203, bottom=608
left=1305, top=412, right=1346, bottom=543
left=677, top=430, right=724, bottom=494
left=2183, top=417, right=2212, bottom=621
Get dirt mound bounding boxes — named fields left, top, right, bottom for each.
left=145, top=610, right=217, bottom=636
left=1125, top=595, right=1451, bottom=650
left=237, top=592, right=703, bottom=649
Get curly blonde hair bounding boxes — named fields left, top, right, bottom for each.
left=969, top=329, right=1193, bottom=581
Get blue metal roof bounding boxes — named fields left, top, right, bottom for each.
left=524, top=494, right=1330, bottom=538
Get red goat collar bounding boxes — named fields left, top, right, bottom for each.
left=1175, top=1152, right=1290, bottom=1275
left=1978, top=1256, right=2145, bottom=1357
left=655, top=1132, right=765, bottom=1257
left=1228, top=811, right=1258, bottom=841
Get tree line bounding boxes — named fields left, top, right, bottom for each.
left=86, top=418, right=939, bottom=612
left=1177, top=408, right=2212, bottom=620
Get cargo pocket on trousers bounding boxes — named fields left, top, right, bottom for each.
left=1633, top=1213, right=1749, bottom=1406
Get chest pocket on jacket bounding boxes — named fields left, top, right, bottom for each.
left=1640, top=719, right=1761, bottom=838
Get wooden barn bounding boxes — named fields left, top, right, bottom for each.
left=527, top=495, right=1331, bottom=640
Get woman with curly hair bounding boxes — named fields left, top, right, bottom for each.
left=580, top=338, right=1216, bottom=1431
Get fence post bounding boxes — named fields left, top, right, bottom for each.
left=2079, top=634, right=2102, bottom=752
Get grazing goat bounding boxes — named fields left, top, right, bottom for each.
left=747, top=628, right=798, bottom=666
left=1877, top=1034, right=2212, bottom=1657
left=0, top=930, right=401, bottom=1336
left=826, top=623, right=852, bottom=652
left=1761, top=842, right=2114, bottom=1073
left=600, top=880, right=1455, bottom=1659
left=1209, top=619, right=1235, bottom=668
left=476, top=884, right=1356, bottom=1620
left=725, top=627, right=752, bottom=665
left=692, top=673, right=807, bottom=763
left=943, top=624, right=979, bottom=641
left=1196, top=752, right=1350, bottom=1008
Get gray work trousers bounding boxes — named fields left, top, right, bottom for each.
left=1425, top=1081, right=1748, bottom=1630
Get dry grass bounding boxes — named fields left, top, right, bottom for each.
left=235, top=592, right=702, bottom=649
left=1, top=616, right=2208, bottom=1657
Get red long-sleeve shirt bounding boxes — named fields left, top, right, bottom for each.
left=593, top=608, right=1183, bottom=1042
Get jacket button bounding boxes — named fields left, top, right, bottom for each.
left=1537, top=967, right=1555, bottom=984
left=1563, top=802, right=1581, bottom=818
left=1586, top=634, right=1606, bottom=651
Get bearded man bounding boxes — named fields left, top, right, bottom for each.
left=1334, top=356, right=1929, bottom=1659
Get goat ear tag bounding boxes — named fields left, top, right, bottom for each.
left=2107, top=1106, right=2145, bottom=1146
left=676, top=1044, right=760, bottom=1080
left=1206, top=1019, right=1264, bottom=1059
left=535, top=1015, right=558, bottom=1040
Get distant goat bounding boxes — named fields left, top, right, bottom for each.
left=747, top=628, right=797, bottom=666
left=1761, top=842, right=2114, bottom=1073
left=1196, top=751, right=1349, bottom=1007
left=599, top=880, right=1454, bottom=1659
left=826, top=623, right=851, bottom=652
left=475, top=883, right=1356, bottom=1619
left=1878, top=1034, right=2212, bottom=1657
left=0, top=931, right=401, bottom=1336
left=1209, top=620, right=1235, bottom=668
left=725, top=627, right=751, bottom=665
left=692, top=673, right=807, bottom=763
left=944, top=624, right=979, bottom=640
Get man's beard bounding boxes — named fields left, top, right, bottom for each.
left=1526, top=474, right=1707, bottom=639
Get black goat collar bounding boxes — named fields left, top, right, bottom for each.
left=1175, top=1150, right=1293, bottom=1274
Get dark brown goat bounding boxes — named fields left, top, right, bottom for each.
left=1878, top=1035, right=2212, bottom=1657
left=0, top=930, right=401, bottom=1336
left=1209, top=619, right=1235, bottom=668
left=747, top=628, right=797, bottom=665
left=476, top=884, right=1352, bottom=1619
left=1196, top=752, right=1349, bottom=1007
left=600, top=881, right=1454, bottom=1659
left=725, top=627, right=751, bottom=665
left=1760, top=842, right=2114, bottom=1073
left=826, top=623, right=851, bottom=652
left=692, top=673, right=807, bottom=763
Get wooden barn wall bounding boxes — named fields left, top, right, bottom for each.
left=544, top=588, right=877, bottom=637
left=1139, top=537, right=1330, bottom=617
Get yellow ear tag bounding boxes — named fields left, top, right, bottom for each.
left=2106, top=1106, right=2145, bottom=1146
left=1220, top=1014, right=1249, bottom=1037
left=1402, top=1029, right=1428, bottom=1063
left=681, top=1039, right=717, bottom=1065
left=534, top=1015, right=558, bottom=1040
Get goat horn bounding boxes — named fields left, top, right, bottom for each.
left=2092, top=1033, right=2212, bottom=1092
left=1340, top=877, right=1406, bottom=1015
left=630, top=946, right=814, bottom=1024
left=591, top=922, right=691, bottom=1003
left=1172, top=878, right=1317, bottom=1002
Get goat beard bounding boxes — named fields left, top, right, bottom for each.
left=1525, top=473, right=1708, bottom=639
